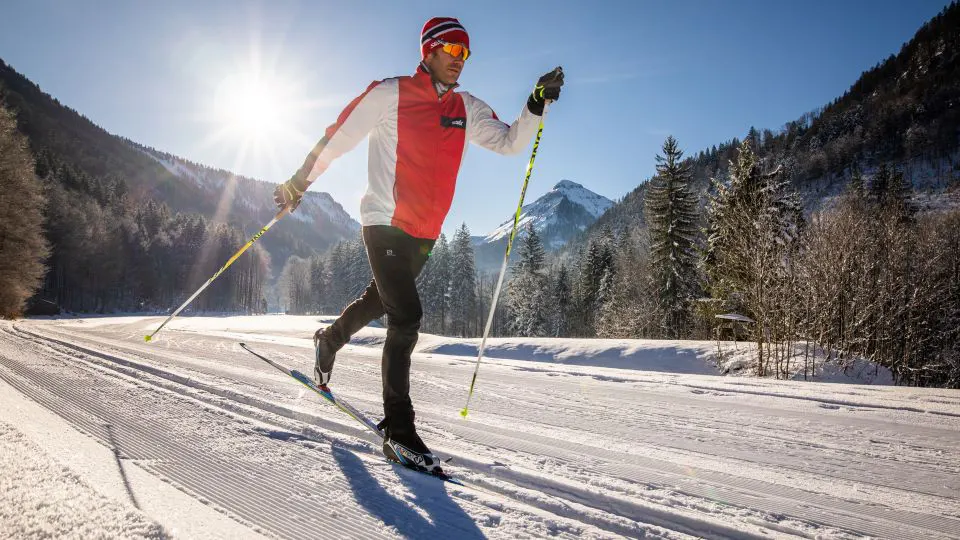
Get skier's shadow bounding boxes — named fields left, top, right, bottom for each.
left=331, top=445, right=486, bottom=539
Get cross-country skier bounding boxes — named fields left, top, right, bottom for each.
left=273, top=17, right=563, bottom=474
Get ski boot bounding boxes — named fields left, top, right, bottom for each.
left=313, top=328, right=337, bottom=386
left=377, top=418, right=444, bottom=475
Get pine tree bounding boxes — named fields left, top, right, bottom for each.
left=596, top=267, right=615, bottom=312
left=886, top=167, right=915, bottom=219
left=704, top=140, right=804, bottom=376
left=645, top=136, right=701, bottom=338
left=849, top=162, right=865, bottom=195
left=0, top=104, right=49, bottom=317
left=281, top=256, right=311, bottom=314
left=579, top=242, right=602, bottom=305
left=597, top=230, right=659, bottom=339
left=552, top=264, right=571, bottom=337
left=309, top=255, right=328, bottom=314
left=576, top=227, right=617, bottom=336
left=418, top=233, right=451, bottom=334
left=326, top=242, right=351, bottom=312
left=448, top=223, right=477, bottom=337
left=507, top=224, right=549, bottom=336
left=576, top=242, right=599, bottom=336
left=870, top=163, right=891, bottom=206
left=746, top=126, right=761, bottom=149
left=347, top=236, right=372, bottom=300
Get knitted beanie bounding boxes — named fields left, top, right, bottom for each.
left=421, top=17, right=469, bottom=59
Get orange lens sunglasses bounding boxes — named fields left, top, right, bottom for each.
left=440, top=41, right=470, bottom=61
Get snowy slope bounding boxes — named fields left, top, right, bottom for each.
left=483, top=180, right=614, bottom=248
left=138, top=146, right=360, bottom=234
left=2, top=316, right=959, bottom=539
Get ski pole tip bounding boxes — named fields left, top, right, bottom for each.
left=459, top=408, right=469, bottom=418
left=144, top=335, right=152, bottom=343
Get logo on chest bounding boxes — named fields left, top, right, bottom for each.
left=440, top=116, right=467, bottom=129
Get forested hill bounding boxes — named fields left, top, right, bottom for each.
left=0, top=58, right=359, bottom=313
left=519, top=3, right=960, bottom=388
left=589, top=1, right=960, bottom=236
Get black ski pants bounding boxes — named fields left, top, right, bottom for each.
left=324, top=225, right=435, bottom=427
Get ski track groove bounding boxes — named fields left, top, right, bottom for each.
left=431, top=409, right=960, bottom=540
left=465, top=390, right=960, bottom=501
left=7, top=321, right=960, bottom=539
left=27, top=326, right=710, bottom=539
left=677, top=383, right=960, bottom=418
left=460, top=370, right=960, bottom=496
left=13, top=324, right=580, bottom=540
left=0, top=335, right=388, bottom=539
left=0, top=329, right=522, bottom=540
left=1, top=324, right=671, bottom=540
left=0, top=322, right=928, bottom=537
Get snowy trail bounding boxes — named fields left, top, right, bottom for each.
left=2, top=317, right=960, bottom=539
left=0, top=324, right=651, bottom=539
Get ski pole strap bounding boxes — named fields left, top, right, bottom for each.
left=461, top=102, right=551, bottom=418
left=145, top=207, right=290, bottom=342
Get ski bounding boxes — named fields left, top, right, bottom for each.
left=239, top=342, right=463, bottom=486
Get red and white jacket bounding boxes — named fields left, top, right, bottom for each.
left=293, top=65, right=541, bottom=240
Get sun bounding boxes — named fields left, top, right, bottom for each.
left=198, top=54, right=332, bottom=187
left=214, top=74, right=285, bottom=142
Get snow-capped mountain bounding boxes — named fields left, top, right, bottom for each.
left=483, top=180, right=614, bottom=249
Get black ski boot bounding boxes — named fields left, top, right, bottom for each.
left=378, top=417, right=443, bottom=475
left=313, top=328, right=337, bottom=386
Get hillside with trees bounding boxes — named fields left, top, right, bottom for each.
left=0, top=103, right=48, bottom=318
left=0, top=58, right=358, bottom=313
left=546, top=3, right=960, bottom=386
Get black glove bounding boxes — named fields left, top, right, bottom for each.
left=527, top=66, right=564, bottom=116
left=273, top=177, right=309, bottom=211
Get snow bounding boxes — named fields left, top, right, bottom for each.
left=0, top=422, right=166, bottom=539
left=0, top=365, right=271, bottom=540
left=483, top=180, right=613, bottom=243
left=552, top=179, right=615, bottom=218
left=2, top=315, right=959, bottom=539
left=716, top=312, right=755, bottom=323
left=129, top=314, right=892, bottom=384
left=418, top=336, right=721, bottom=375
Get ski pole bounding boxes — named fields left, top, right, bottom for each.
left=144, top=206, right=290, bottom=342
left=461, top=100, right=553, bottom=419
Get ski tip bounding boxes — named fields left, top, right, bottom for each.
left=144, top=335, right=152, bottom=343
left=459, top=408, right=469, bottom=418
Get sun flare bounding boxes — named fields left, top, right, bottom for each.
left=198, top=54, right=328, bottom=189
left=214, top=74, right=285, bottom=141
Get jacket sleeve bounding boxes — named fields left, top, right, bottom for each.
left=463, top=92, right=540, bottom=156
left=289, top=79, right=395, bottom=188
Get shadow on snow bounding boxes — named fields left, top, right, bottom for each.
left=331, top=444, right=486, bottom=539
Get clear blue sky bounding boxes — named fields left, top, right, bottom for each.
left=1, top=0, right=951, bottom=237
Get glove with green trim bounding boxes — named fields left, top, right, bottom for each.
left=273, top=177, right=309, bottom=211
left=527, top=66, right=564, bottom=116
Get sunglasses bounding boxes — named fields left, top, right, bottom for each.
left=438, top=41, right=470, bottom=61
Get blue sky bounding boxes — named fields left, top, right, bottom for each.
left=1, top=0, right=951, bottom=236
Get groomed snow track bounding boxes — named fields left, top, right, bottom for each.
left=1, top=319, right=959, bottom=539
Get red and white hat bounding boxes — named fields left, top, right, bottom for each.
left=420, top=17, right=469, bottom=59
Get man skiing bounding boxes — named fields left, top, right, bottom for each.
left=273, top=17, right=563, bottom=474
